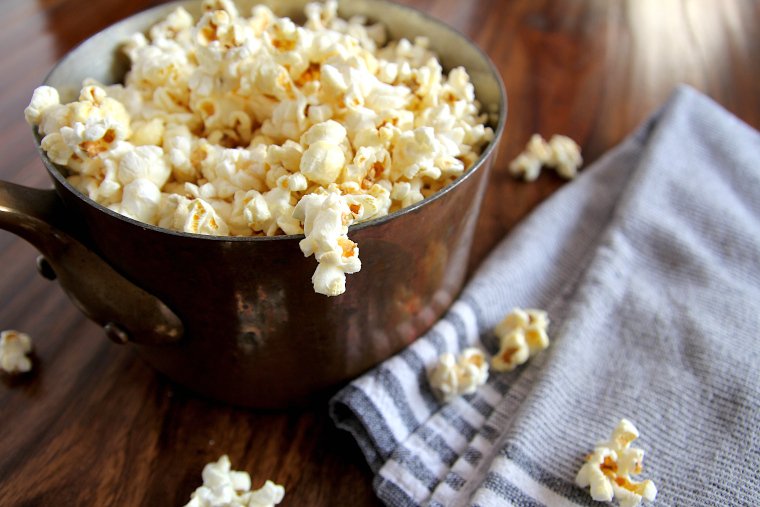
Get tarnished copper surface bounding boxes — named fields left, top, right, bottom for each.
left=0, top=0, right=506, bottom=408
left=0, top=181, right=183, bottom=346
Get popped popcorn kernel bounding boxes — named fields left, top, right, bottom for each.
left=576, top=419, right=658, bottom=507
left=28, top=1, right=495, bottom=296
left=24, top=85, right=60, bottom=126
left=491, top=308, right=549, bottom=372
left=184, top=455, right=285, bottom=507
left=112, top=178, right=162, bottom=224
left=293, top=191, right=360, bottom=296
left=548, top=134, right=583, bottom=179
left=0, top=330, right=33, bottom=374
left=428, top=347, right=488, bottom=402
left=509, top=133, right=582, bottom=181
left=160, top=195, right=230, bottom=236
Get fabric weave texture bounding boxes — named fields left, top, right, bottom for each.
left=329, top=86, right=760, bottom=506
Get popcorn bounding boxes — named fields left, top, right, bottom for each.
left=0, top=330, right=33, bottom=374
left=27, top=0, right=494, bottom=296
left=159, top=195, right=230, bottom=236
left=549, top=134, right=583, bottom=179
left=509, top=133, right=582, bottom=181
left=131, top=118, right=165, bottom=146
left=576, top=419, right=658, bottom=507
left=428, top=347, right=488, bottom=402
left=491, top=308, right=549, bottom=372
left=299, top=120, right=348, bottom=185
left=184, top=455, right=285, bottom=507
left=24, top=85, right=60, bottom=126
left=117, top=145, right=171, bottom=188
left=231, top=187, right=302, bottom=236
left=113, top=178, right=162, bottom=224
left=293, top=191, right=360, bottom=296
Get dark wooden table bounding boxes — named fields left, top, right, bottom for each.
left=1, top=0, right=758, bottom=505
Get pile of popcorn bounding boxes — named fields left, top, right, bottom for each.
left=0, top=330, right=33, bottom=374
left=509, top=133, right=582, bottom=181
left=428, top=347, right=488, bottom=402
left=25, top=0, right=493, bottom=296
left=184, top=455, right=284, bottom=507
left=576, top=419, right=658, bottom=507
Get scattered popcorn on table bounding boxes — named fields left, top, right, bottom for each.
left=0, top=330, right=33, bottom=374
left=575, top=419, right=658, bottom=507
left=491, top=308, right=549, bottom=372
left=509, top=133, right=582, bottom=181
left=428, top=347, right=488, bottom=402
left=26, top=0, right=494, bottom=297
left=184, top=455, right=285, bottom=507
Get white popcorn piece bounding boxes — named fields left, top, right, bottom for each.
left=201, top=0, right=238, bottom=17
left=548, top=134, right=583, bottom=179
left=293, top=192, right=360, bottom=296
left=29, top=2, right=495, bottom=296
left=428, top=347, right=488, bottom=402
left=61, top=116, right=128, bottom=162
left=509, top=133, right=582, bottom=181
left=160, top=195, right=230, bottom=236
left=576, top=419, right=658, bottom=507
left=299, top=120, right=348, bottom=185
left=526, top=132, right=552, bottom=161
left=40, top=132, right=74, bottom=166
left=576, top=447, right=616, bottom=502
left=24, top=86, right=60, bottom=126
left=300, top=141, right=345, bottom=185
left=232, top=187, right=301, bottom=236
left=113, top=178, right=162, bottom=224
left=0, top=330, right=33, bottom=374
left=149, top=7, right=194, bottom=44
left=491, top=308, right=549, bottom=372
left=241, top=480, right=286, bottom=507
left=184, top=455, right=285, bottom=507
left=508, top=152, right=543, bottom=182
left=117, top=145, right=171, bottom=188
left=131, top=118, right=165, bottom=146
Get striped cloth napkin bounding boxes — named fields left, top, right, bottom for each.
left=329, top=86, right=760, bottom=506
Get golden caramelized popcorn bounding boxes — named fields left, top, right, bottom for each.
left=184, top=455, right=285, bottom=507
left=26, top=1, right=494, bottom=295
left=0, top=330, right=33, bottom=374
left=576, top=419, right=658, bottom=507
left=428, top=347, right=489, bottom=402
left=491, top=307, right=550, bottom=372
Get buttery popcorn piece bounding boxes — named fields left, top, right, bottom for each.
left=491, top=308, right=549, bottom=372
left=428, top=347, right=488, bottom=402
left=509, top=133, right=582, bottom=181
left=0, top=330, right=33, bottom=374
left=576, top=419, right=658, bottom=507
left=24, top=85, right=60, bottom=126
left=184, top=455, right=285, bottom=507
left=548, top=134, right=583, bottom=179
left=27, top=0, right=494, bottom=296
left=293, top=191, right=360, bottom=296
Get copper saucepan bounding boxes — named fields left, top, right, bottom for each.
left=0, top=0, right=506, bottom=408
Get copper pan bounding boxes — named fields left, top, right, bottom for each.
left=0, top=0, right=506, bottom=408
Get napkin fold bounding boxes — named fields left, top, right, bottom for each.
left=329, top=86, right=760, bottom=506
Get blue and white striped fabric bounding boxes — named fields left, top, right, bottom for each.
left=329, top=86, right=760, bottom=506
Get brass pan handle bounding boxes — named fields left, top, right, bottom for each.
left=0, top=180, right=183, bottom=345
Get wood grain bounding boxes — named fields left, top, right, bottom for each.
left=1, top=0, right=758, bottom=505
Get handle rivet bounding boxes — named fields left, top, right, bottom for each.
left=104, top=322, right=129, bottom=345
left=35, top=256, right=56, bottom=280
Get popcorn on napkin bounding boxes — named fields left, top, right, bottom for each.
left=576, top=419, right=658, bottom=507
